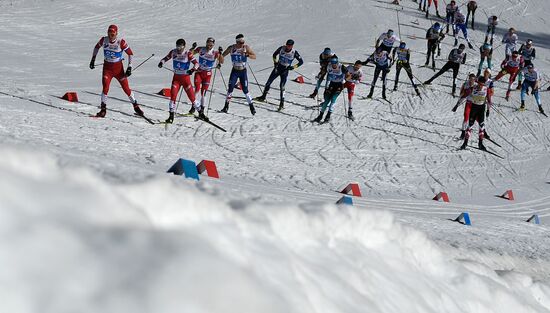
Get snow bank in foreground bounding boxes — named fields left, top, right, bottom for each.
left=1, top=146, right=549, bottom=313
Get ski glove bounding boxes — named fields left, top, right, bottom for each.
left=192, top=42, right=197, bottom=50
left=89, top=57, right=95, bottom=69
left=158, top=61, right=163, bottom=68
left=125, top=66, right=132, bottom=77
left=287, top=65, right=294, bottom=71
left=186, top=68, right=196, bottom=75
left=218, top=46, right=223, bottom=53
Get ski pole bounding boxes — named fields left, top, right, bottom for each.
left=207, top=66, right=218, bottom=116
left=133, top=53, right=155, bottom=72
left=247, top=63, right=264, bottom=95
left=218, top=67, right=228, bottom=92
left=293, top=69, right=311, bottom=80
left=161, top=66, right=175, bottom=73
left=256, top=65, right=274, bottom=73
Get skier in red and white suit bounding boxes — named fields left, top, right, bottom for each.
left=192, top=37, right=224, bottom=114
left=494, top=50, right=524, bottom=100
left=158, top=39, right=203, bottom=123
left=89, top=24, right=143, bottom=118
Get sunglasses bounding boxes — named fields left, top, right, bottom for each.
left=236, top=39, right=245, bottom=44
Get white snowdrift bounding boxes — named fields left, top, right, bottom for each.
left=1, top=146, right=549, bottom=313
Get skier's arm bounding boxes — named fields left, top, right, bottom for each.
left=293, top=51, right=304, bottom=69
left=532, top=48, right=536, bottom=60
left=272, top=46, right=282, bottom=64
left=391, top=47, right=397, bottom=61
left=189, top=52, right=199, bottom=71
left=120, top=39, right=133, bottom=67
left=92, top=37, right=104, bottom=58
left=244, top=45, right=256, bottom=60
left=222, top=45, right=232, bottom=57
left=159, top=50, right=173, bottom=65
left=406, top=50, right=411, bottom=63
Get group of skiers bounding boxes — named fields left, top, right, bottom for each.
left=88, top=0, right=545, bottom=151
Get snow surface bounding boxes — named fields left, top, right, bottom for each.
left=1, top=0, right=550, bottom=312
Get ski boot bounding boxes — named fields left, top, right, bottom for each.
left=468, top=42, right=474, bottom=49
left=323, top=112, right=332, bottom=123
left=459, top=130, right=465, bottom=140
left=165, top=112, right=174, bottom=124
left=95, top=102, right=107, bottom=118
left=539, top=105, right=545, bottom=114
left=437, top=48, right=441, bottom=57
left=425, top=11, right=429, bottom=18
left=393, top=85, right=398, bottom=92
left=423, top=80, right=432, bottom=85
left=460, top=138, right=468, bottom=150
left=133, top=102, right=144, bottom=116
left=415, top=87, right=421, bottom=97
left=254, top=94, right=266, bottom=102
left=313, top=111, right=324, bottom=123
left=436, top=10, right=442, bottom=18
left=249, top=103, right=256, bottom=115
left=198, top=109, right=209, bottom=121
left=348, top=110, right=354, bottom=121
left=484, top=131, right=490, bottom=140
left=382, top=86, right=387, bottom=100
left=308, top=89, right=318, bottom=99
left=220, top=101, right=229, bottom=113
left=277, top=100, right=284, bottom=112
left=478, top=140, right=487, bottom=151
left=454, top=38, right=458, bottom=46
left=519, top=100, right=525, bottom=111
left=188, top=106, right=196, bottom=115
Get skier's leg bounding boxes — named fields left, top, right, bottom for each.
left=279, top=70, right=289, bottom=103
left=240, top=70, right=253, bottom=105
left=225, top=69, right=238, bottom=104
left=451, top=64, right=459, bottom=94
left=169, top=76, right=182, bottom=112
left=182, top=75, right=200, bottom=111
left=394, top=63, right=402, bottom=90
left=263, top=68, right=280, bottom=97
left=426, top=62, right=451, bottom=83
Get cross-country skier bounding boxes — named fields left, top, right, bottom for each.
left=309, top=48, right=336, bottom=99
left=484, top=15, right=498, bottom=43
left=520, top=64, right=544, bottom=113
left=424, top=44, right=467, bottom=96
left=445, top=0, right=458, bottom=35
left=363, top=47, right=393, bottom=99
left=460, top=75, right=493, bottom=151
left=376, top=29, right=400, bottom=54
left=452, top=73, right=476, bottom=139
left=516, top=39, right=536, bottom=89
left=476, top=42, right=493, bottom=76
left=425, top=0, right=442, bottom=18
left=502, top=28, right=518, bottom=57
left=425, top=23, right=445, bottom=70
left=392, top=42, right=421, bottom=97
left=343, top=60, right=363, bottom=120
left=191, top=37, right=224, bottom=115
left=494, top=50, right=524, bottom=101
left=220, top=34, right=257, bottom=115
left=466, top=1, right=478, bottom=30
left=158, top=39, right=203, bottom=123
left=454, top=9, right=474, bottom=49
left=89, top=24, right=143, bottom=118
left=312, top=56, right=350, bottom=124
left=254, top=39, right=304, bottom=111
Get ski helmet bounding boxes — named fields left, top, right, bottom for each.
left=323, top=47, right=332, bottom=55
left=176, top=38, right=186, bottom=47
left=526, top=39, right=533, bottom=45
left=108, top=24, right=118, bottom=34
left=458, top=43, right=466, bottom=50
left=236, top=34, right=245, bottom=43
left=330, top=56, right=339, bottom=64
left=399, top=42, right=406, bottom=49
left=433, top=22, right=441, bottom=31
left=206, top=37, right=215, bottom=44
left=477, top=76, right=486, bottom=84
left=286, top=39, right=294, bottom=46
left=387, top=29, right=394, bottom=36
left=468, top=73, right=476, bottom=79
